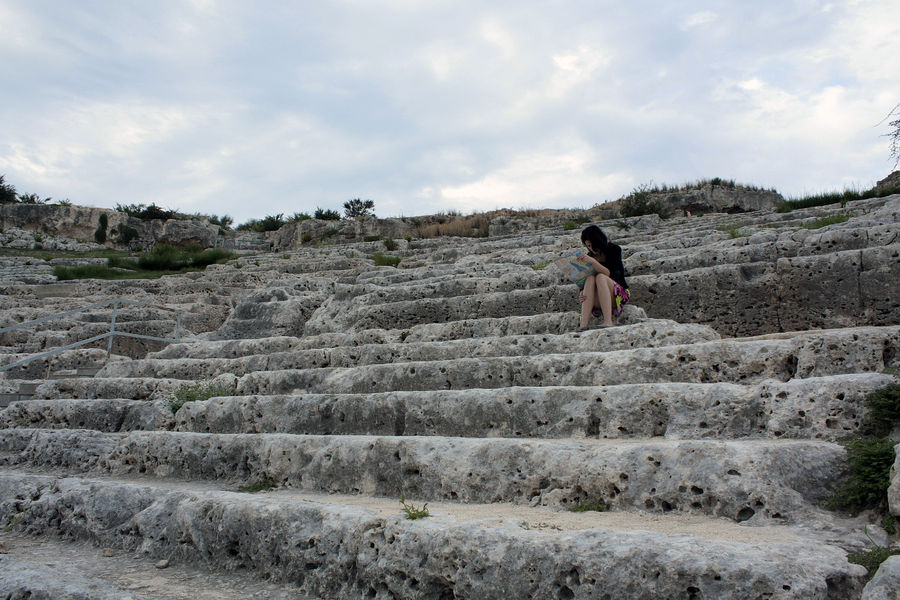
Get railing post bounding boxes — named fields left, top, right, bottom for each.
left=107, top=300, right=119, bottom=359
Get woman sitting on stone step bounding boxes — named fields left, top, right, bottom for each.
left=578, top=225, right=630, bottom=331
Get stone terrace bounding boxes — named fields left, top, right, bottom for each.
left=1, top=195, right=899, bottom=599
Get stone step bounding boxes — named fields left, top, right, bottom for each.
left=630, top=244, right=900, bottom=336
left=155, top=310, right=669, bottom=359
left=231, top=327, right=898, bottom=396
left=0, top=319, right=186, bottom=349
left=106, top=319, right=714, bottom=380
left=172, top=373, right=895, bottom=441
left=0, top=532, right=312, bottom=600
left=4, top=374, right=891, bottom=442
left=302, top=283, right=619, bottom=334
left=0, top=472, right=866, bottom=600
left=627, top=223, right=897, bottom=276
left=0, top=429, right=847, bottom=523
left=0, top=347, right=110, bottom=379
left=31, top=376, right=184, bottom=401
left=2, top=398, right=173, bottom=431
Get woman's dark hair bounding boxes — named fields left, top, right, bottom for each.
left=581, top=225, right=608, bottom=251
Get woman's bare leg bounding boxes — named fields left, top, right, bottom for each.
left=593, top=274, right=616, bottom=326
left=580, top=275, right=597, bottom=329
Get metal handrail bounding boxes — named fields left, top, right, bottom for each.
left=0, top=298, right=189, bottom=373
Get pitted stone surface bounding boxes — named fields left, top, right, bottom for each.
left=1, top=398, right=173, bottom=432
left=162, top=374, right=894, bottom=442
left=228, top=327, right=898, bottom=396
left=2, top=194, right=899, bottom=598
left=102, top=319, right=715, bottom=380
left=0, top=428, right=848, bottom=523
left=0, top=473, right=867, bottom=599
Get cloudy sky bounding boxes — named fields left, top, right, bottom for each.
left=1, top=1, right=898, bottom=224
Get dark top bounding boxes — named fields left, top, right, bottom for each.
left=589, top=242, right=628, bottom=289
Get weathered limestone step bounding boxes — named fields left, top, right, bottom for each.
left=0, top=319, right=187, bottom=351
left=623, top=198, right=898, bottom=275
left=0, top=429, right=847, bottom=523
left=154, top=311, right=672, bottom=360
left=106, top=319, right=713, bottom=380
left=31, top=376, right=184, bottom=401
left=628, top=223, right=897, bottom=276
left=0, top=347, right=110, bottom=379
left=168, top=374, right=895, bottom=440
left=4, top=374, right=891, bottom=441
left=631, top=244, right=900, bottom=336
left=0, top=534, right=310, bottom=600
left=0, top=472, right=867, bottom=599
left=2, top=398, right=173, bottom=432
left=336, top=266, right=562, bottom=305
left=233, top=326, right=898, bottom=395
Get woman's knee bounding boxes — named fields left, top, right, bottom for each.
left=596, top=273, right=614, bottom=292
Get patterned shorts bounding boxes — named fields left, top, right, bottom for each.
left=592, top=283, right=631, bottom=318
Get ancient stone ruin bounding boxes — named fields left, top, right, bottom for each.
left=0, top=192, right=898, bottom=598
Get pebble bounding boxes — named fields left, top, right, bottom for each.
left=156, top=559, right=170, bottom=569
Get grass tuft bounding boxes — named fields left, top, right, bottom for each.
left=776, top=185, right=900, bottom=213
left=848, top=544, right=900, bottom=581
left=169, top=381, right=231, bottom=414
left=400, top=496, right=430, bottom=519
left=571, top=499, right=607, bottom=512
left=802, top=214, right=851, bottom=229
left=720, top=222, right=746, bottom=238
left=372, top=252, right=401, bottom=267
left=416, top=214, right=490, bottom=238
left=53, top=245, right=238, bottom=280
left=237, top=478, right=277, bottom=493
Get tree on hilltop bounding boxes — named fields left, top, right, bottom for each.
left=343, top=198, right=375, bottom=218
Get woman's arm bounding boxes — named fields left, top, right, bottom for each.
left=583, top=254, right=611, bottom=277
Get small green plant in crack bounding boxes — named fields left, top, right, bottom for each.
left=571, top=499, right=607, bottom=512
left=532, top=259, right=551, bottom=270
left=399, top=331, right=410, bottom=342
left=3, top=513, right=25, bottom=533
left=720, top=222, right=746, bottom=239
left=802, top=214, right=851, bottom=230
left=237, top=478, right=277, bottom=493
left=861, top=384, right=900, bottom=438
left=400, top=496, right=430, bottom=519
left=372, top=252, right=401, bottom=267
left=825, top=385, right=900, bottom=514
left=848, top=529, right=900, bottom=581
left=826, top=437, right=896, bottom=513
left=881, top=515, right=897, bottom=536
left=169, top=381, right=231, bottom=414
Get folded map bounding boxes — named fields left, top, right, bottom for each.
left=553, top=250, right=596, bottom=289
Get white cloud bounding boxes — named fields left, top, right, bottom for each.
left=2, top=1, right=899, bottom=220
left=548, top=45, right=610, bottom=99
left=438, top=139, right=631, bottom=212
left=681, top=10, right=718, bottom=29
left=479, top=19, right=517, bottom=60
left=422, top=43, right=468, bottom=82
